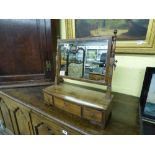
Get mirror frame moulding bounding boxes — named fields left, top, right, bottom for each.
left=56, top=36, right=113, bottom=85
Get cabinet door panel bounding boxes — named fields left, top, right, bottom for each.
left=0, top=20, right=45, bottom=75
left=34, top=122, right=54, bottom=135
left=0, top=19, right=58, bottom=82
left=14, top=108, right=33, bottom=135
left=0, top=98, right=14, bottom=133
left=0, top=93, right=34, bottom=135
left=0, top=107, right=4, bottom=123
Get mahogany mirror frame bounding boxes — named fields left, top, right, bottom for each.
left=55, top=34, right=117, bottom=87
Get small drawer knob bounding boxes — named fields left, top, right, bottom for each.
left=62, top=129, right=68, bottom=135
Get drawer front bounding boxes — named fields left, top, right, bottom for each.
left=89, top=73, right=105, bottom=81
left=64, top=101, right=81, bottom=117
left=31, top=112, right=81, bottom=135
left=54, top=97, right=81, bottom=117
left=50, top=121, right=81, bottom=135
left=83, top=107, right=103, bottom=122
left=54, top=97, right=65, bottom=109
left=44, top=93, right=53, bottom=105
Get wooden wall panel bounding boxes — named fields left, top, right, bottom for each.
left=0, top=19, right=59, bottom=82
left=0, top=20, right=44, bottom=75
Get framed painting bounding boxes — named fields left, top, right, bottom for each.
left=75, top=19, right=149, bottom=40
left=65, top=19, right=155, bottom=54
left=140, top=67, right=155, bottom=120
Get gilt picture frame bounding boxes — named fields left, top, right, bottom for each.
left=64, top=19, right=155, bottom=54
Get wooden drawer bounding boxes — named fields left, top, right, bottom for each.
left=31, top=112, right=81, bottom=135
left=89, top=73, right=105, bottom=81
left=44, top=94, right=53, bottom=105
left=54, top=97, right=81, bottom=117
left=64, top=101, right=81, bottom=117
left=83, top=107, right=103, bottom=122
left=50, top=121, right=81, bottom=135
left=54, top=97, right=64, bottom=109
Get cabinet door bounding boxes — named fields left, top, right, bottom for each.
left=0, top=19, right=58, bottom=83
left=0, top=91, right=82, bottom=135
left=0, top=106, right=3, bottom=124
left=0, top=93, right=34, bottom=135
left=0, top=97, right=14, bottom=133
left=14, top=108, right=33, bottom=135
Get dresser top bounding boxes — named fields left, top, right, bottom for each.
left=1, top=85, right=139, bottom=135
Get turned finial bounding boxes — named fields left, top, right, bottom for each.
left=114, top=29, right=117, bottom=35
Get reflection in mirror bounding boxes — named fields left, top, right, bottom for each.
left=58, top=39, right=108, bottom=82
left=144, top=74, right=155, bottom=117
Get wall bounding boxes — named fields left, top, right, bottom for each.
left=60, top=20, right=155, bottom=97
left=112, top=55, right=155, bottom=96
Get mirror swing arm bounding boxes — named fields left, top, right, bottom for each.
left=105, top=30, right=117, bottom=99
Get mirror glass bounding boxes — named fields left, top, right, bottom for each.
left=58, top=39, right=109, bottom=82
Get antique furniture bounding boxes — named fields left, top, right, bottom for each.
left=0, top=19, right=59, bottom=86
left=0, top=20, right=140, bottom=135
left=43, top=31, right=117, bottom=128
left=140, top=67, right=155, bottom=134
left=0, top=86, right=139, bottom=135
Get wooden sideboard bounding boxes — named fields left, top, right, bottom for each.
left=0, top=84, right=140, bottom=135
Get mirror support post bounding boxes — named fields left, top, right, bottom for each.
left=105, top=30, right=117, bottom=99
